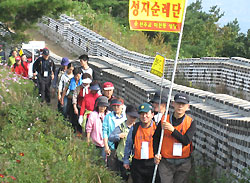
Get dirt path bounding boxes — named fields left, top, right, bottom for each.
left=24, top=28, right=75, bottom=60
left=24, top=28, right=75, bottom=110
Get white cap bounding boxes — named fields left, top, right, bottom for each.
left=82, top=78, right=92, bottom=84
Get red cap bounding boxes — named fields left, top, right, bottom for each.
left=40, top=47, right=49, bottom=52
left=15, top=56, right=21, bottom=61
left=102, top=82, right=114, bottom=90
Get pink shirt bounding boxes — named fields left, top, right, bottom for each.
left=86, top=111, right=107, bottom=147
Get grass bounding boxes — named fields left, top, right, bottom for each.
left=0, top=63, right=122, bottom=183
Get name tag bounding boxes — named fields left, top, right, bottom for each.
left=173, top=143, right=182, bottom=156
left=141, top=141, right=149, bottom=159
left=44, top=71, right=48, bottom=77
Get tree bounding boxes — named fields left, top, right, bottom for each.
left=0, top=0, right=72, bottom=44
left=180, top=1, right=225, bottom=58
left=85, top=0, right=129, bottom=26
left=75, top=0, right=249, bottom=59
left=219, top=19, right=249, bottom=58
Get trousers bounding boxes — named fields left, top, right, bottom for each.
left=131, top=158, right=161, bottom=183
left=158, top=157, right=191, bottom=183
left=38, top=75, right=51, bottom=103
left=67, top=98, right=82, bottom=133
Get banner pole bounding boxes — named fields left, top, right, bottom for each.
left=156, top=57, right=166, bottom=125
left=151, top=0, right=189, bottom=182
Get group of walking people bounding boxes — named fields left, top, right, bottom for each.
left=6, top=46, right=196, bottom=183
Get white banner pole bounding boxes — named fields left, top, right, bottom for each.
left=151, top=0, right=189, bottom=182
left=156, top=55, right=166, bottom=125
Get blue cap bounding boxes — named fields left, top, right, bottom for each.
left=138, top=103, right=153, bottom=113
left=61, top=57, right=69, bottom=66
left=90, top=84, right=100, bottom=91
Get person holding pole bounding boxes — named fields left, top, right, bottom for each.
left=123, top=103, right=161, bottom=183
left=151, top=91, right=168, bottom=125
left=153, top=93, right=196, bottom=183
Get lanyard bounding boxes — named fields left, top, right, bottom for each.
left=42, top=59, right=49, bottom=71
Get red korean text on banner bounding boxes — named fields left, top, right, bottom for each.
left=129, top=0, right=185, bottom=32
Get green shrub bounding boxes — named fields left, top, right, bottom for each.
left=0, top=64, right=122, bottom=183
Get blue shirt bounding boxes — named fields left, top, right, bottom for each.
left=123, top=126, right=134, bottom=165
left=102, top=111, right=127, bottom=150
left=68, top=77, right=82, bottom=91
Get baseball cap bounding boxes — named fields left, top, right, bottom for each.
left=103, top=82, right=114, bottom=90
left=42, top=48, right=49, bottom=56
left=151, top=91, right=168, bottom=104
left=126, top=105, right=139, bottom=118
left=82, top=78, right=92, bottom=84
left=96, top=96, right=109, bottom=107
left=61, top=57, right=69, bottom=66
left=138, top=103, right=153, bottom=113
left=174, top=93, right=190, bottom=104
left=90, top=83, right=100, bottom=91
left=110, top=98, right=124, bottom=106
left=15, top=56, right=21, bottom=61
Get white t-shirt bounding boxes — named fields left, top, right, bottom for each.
left=154, top=113, right=163, bottom=125
left=81, top=67, right=93, bottom=78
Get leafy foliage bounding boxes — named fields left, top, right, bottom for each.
left=1, top=0, right=248, bottom=58
left=0, top=0, right=72, bottom=44
left=0, top=64, right=122, bottom=183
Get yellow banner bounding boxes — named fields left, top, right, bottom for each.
left=19, top=49, right=23, bottom=56
left=150, top=55, right=165, bottom=77
left=129, top=0, right=185, bottom=32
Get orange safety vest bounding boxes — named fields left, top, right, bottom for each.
left=161, top=114, right=193, bottom=159
left=134, top=122, right=156, bottom=160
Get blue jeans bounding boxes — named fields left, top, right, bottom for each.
left=96, top=146, right=106, bottom=160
